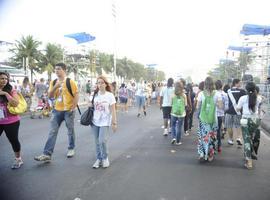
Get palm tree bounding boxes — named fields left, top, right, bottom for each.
left=39, top=43, right=63, bottom=80
left=9, top=35, right=42, bottom=82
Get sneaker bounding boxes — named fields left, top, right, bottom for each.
left=67, top=149, right=75, bottom=158
left=163, top=129, right=168, bottom=136
left=227, top=139, right=234, bottom=145
left=34, top=154, right=51, bottom=162
left=137, top=113, right=141, bottom=118
left=143, top=111, right=147, bottom=116
left=236, top=138, right=243, bottom=146
left=176, top=142, right=182, bottom=145
left=11, top=158, right=23, bottom=169
left=171, top=138, right=176, bottom=144
left=92, top=159, right=101, bottom=169
left=184, top=131, right=189, bottom=136
left=102, top=158, right=110, bottom=168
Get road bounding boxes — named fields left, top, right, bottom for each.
left=1, top=105, right=270, bottom=200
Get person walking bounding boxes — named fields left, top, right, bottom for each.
left=180, top=79, right=192, bottom=136
left=170, top=81, right=187, bottom=145
left=135, top=79, right=147, bottom=117
left=160, top=78, right=174, bottom=136
left=224, top=79, right=246, bottom=146
left=91, top=76, right=117, bottom=169
left=19, top=77, right=33, bottom=111
left=215, top=80, right=228, bottom=153
left=197, top=77, right=222, bottom=162
left=187, top=83, right=196, bottom=133
left=0, top=72, right=23, bottom=169
left=86, top=80, right=91, bottom=96
left=34, top=63, right=79, bottom=162
left=118, top=83, right=128, bottom=112
left=236, top=82, right=262, bottom=169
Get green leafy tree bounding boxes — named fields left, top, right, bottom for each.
left=9, top=35, right=42, bottom=82
left=39, top=43, right=63, bottom=80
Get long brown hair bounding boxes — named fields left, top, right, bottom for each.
left=174, top=81, right=184, bottom=97
left=95, top=75, right=112, bottom=93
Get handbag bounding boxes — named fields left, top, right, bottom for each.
left=80, top=92, right=96, bottom=126
left=7, top=93, right=27, bottom=115
left=80, top=107, right=94, bottom=126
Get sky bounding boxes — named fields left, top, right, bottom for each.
left=0, top=0, right=270, bottom=82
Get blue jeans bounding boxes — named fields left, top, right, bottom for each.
left=43, top=109, right=75, bottom=155
left=91, top=125, right=109, bottom=160
left=171, top=116, right=184, bottom=143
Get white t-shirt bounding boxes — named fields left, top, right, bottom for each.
left=237, top=95, right=262, bottom=118
left=160, top=87, right=174, bottom=107
left=135, top=83, right=146, bottom=97
left=92, top=91, right=116, bottom=127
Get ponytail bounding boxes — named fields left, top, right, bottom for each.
left=245, top=82, right=257, bottom=112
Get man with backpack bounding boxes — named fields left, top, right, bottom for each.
left=34, top=63, right=79, bottom=162
left=224, top=79, right=246, bottom=146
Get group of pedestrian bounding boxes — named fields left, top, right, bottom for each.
left=1, top=63, right=117, bottom=170
left=1, top=64, right=263, bottom=170
left=196, top=77, right=262, bottom=169
left=158, top=76, right=262, bottom=170
left=160, top=78, right=195, bottom=144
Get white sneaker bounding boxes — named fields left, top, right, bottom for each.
left=92, top=159, right=101, bottom=168
left=176, top=142, right=182, bottom=145
left=67, top=149, right=75, bottom=158
left=171, top=138, right=176, bottom=144
left=184, top=131, right=189, bottom=136
left=102, top=158, right=110, bottom=168
left=228, top=139, right=234, bottom=145
left=163, top=129, right=168, bottom=136
left=11, top=158, right=23, bottom=169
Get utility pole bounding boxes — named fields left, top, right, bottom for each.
left=112, top=1, right=117, bottom=82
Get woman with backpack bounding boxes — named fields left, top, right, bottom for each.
left=170, top=81, right=187, bottom=145
left=197, top=77, right=222, bottom=162
left=236, top=82, right=262, bottom=169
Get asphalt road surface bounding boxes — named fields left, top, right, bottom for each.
left=1, top=105, right=270, bottom=200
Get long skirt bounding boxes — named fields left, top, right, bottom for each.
left=197, top=120, right=218, bottom=161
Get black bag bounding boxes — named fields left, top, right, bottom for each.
left=80, top=92, right=96, bottom=126
left=80, top=107, right=94, bottom=126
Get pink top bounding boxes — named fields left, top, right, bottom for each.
left=0, top=90, right=20, bottom=125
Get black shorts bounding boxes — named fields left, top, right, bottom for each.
left=162, top=106, right=172, bottom=119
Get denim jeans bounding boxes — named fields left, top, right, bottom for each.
left=171, top=116, right=184, bottom=143
left=91, top=125, right=109, bottom=160
left=43, top=109, right=75, bottom=156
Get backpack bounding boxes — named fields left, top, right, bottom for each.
left=172, top=96, right=185, bottom=116
left=199, top=91, right=216, bottom=124
left=53, top=78, right=81, bottom=115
